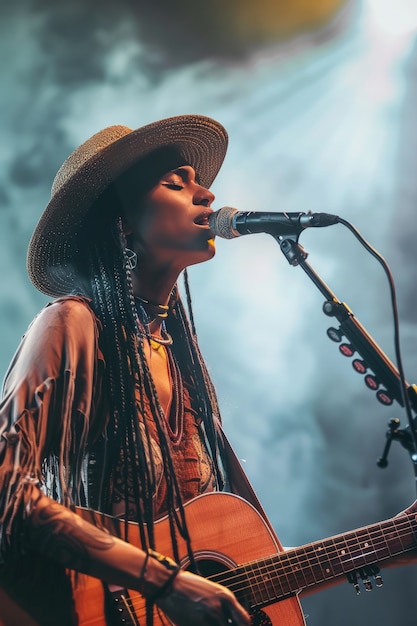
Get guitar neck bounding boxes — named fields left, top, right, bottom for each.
left=213, top=512, right=417, bottom=609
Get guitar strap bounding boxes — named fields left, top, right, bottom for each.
left=218, top=426, right=285, bottom=551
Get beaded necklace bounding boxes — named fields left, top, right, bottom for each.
left=134, top=296, right=184, bottom=442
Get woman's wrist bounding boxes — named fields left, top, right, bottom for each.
left=139, top=549, right=181, bottom=601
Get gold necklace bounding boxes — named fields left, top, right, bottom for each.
left=134, top=296, right=169, bottom=320
left=134, top=296, right=173, bottom=347
left=149, top=337, right=165, bottom=351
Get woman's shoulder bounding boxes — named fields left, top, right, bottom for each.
left=26, top=296, right=103, bottom=347
left=36, top=295, right=99, bottom=326
left=3, top=298, right=104, bottom=395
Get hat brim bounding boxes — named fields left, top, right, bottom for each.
left=27, top=115, right=228, bottom=297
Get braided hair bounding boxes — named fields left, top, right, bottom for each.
left=73, top=176, right=225, bottom=567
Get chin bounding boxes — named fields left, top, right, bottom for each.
left=187, top=240, right=216, bottom=268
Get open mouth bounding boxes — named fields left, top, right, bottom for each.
left=193, top=211, right=212, bottom=227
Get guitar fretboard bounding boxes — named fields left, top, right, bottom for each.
left=212, top=512, right=417, bottom=609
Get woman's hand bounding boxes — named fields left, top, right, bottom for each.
left=155, top=569, right=251, bottom=626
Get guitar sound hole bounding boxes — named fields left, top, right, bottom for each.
left=194, top=558, right=227, bottom=578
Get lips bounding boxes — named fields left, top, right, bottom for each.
left=193, top=210, right=212, bottom=226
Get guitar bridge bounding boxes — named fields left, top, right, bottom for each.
left=105, top=587, right=140, bottom=626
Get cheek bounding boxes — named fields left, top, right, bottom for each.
left=143, top=211, right=179, bottom=235
left=137, top=212, right=188, bottom=250
left=139, top=199, right=191, bottom=240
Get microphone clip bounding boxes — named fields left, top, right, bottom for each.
left=278, top=237, right=309, bottom=266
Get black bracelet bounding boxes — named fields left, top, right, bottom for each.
left=145, top=549, right=181, bottom=602
left=150, top=564, right=181, bottom=602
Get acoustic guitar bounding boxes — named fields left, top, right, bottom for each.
left=0, top=491, right=416, bottom=625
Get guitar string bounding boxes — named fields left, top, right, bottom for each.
left=120, top=513, right=416, bottom=612
left=212, top=515, right=417, bottom=601
left=123, top=515, right=417, bottom=610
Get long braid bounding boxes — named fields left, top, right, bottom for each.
left=73, top=183, right=225, bottom=600
left=75, top=201, right=200, bottom=571
left=76, top=204, right=153, bottom=543
left=168, top=288, right=225, bottom=491
left=119, top=227, right=197, bottom=565
left=183, top=268, right=197, bottom=336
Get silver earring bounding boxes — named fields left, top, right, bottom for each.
left=125, top=248, right=137, bottom=270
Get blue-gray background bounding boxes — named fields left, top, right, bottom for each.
left=1, top=0, right=417, bottom=623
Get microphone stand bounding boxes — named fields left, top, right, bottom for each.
left=276, top=235, right=417, bottom=489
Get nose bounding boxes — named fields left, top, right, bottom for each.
left=193, top=184, right=215, bottom=207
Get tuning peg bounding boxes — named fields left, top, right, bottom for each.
left=375, top=574, right=383, bottom=587
left=347, top=571, right=361, bottom=595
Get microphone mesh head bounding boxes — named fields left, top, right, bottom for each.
left=208, top=206, right=240, bottom=239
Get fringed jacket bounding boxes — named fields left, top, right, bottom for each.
left=0, top=296, right=276, bottom=547
left=0, top=296, right=285, bottom=624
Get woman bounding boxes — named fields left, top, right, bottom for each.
left=1, top=114, right=416, bottom=626
left=0, top=116, right=253, bottom=626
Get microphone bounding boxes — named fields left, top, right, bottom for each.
left=209, top=206, right=340, bottom=239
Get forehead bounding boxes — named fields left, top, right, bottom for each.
left=114, top=146, right=195, bottom=211
left=118, top=145, right=190, bottom=194
left=162, top=165, right=200, bottom=183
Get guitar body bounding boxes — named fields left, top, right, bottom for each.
left=2, top=491, right=416, bottom=625
left=74, top=492, right=305, bottom=626
left=0, top=493, right=305, bottom=626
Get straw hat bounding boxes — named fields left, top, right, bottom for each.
left=27, top=114, right=228, bottom=297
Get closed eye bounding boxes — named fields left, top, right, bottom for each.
left=161, top=183, right=184, bottom=190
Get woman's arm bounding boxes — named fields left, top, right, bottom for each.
left=0, top=299, right=250, bottom=625
left=25, top=480, right=250, bottom=626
